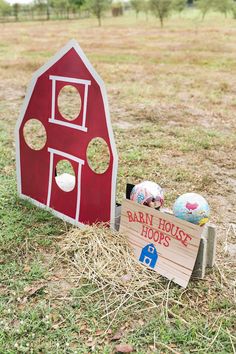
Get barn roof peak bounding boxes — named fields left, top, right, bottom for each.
left=32, top=39, right=103, bottom=86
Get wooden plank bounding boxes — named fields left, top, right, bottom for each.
left=120, top=199, right=203, bottom=288
left=206, top=224, right=217, bottom=268
left=192, top=237, right=207, bottom=279
left=115, top=205, right=121, bottom=231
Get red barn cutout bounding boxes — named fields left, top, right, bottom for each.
left=15, top=40, right=118, bottom=228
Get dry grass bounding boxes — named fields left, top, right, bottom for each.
left=0, top=10, right=236, bottom=352
left=55, top=224, right=236, bottom=331
left=57, top=226, right=169, bottom=329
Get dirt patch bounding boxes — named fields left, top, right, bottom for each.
left=114, top=121, right=134, bottom=129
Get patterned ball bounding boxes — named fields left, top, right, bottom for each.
left=173, top=193, right=210, bottom=226
left=130, top=181, right=164, bottom=209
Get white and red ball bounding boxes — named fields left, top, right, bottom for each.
left=130, top=181, right=164, bottom=209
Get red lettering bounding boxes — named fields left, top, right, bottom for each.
left=177, top=229, right=185, bottom=242
left=133, top=212, right=139, bottom=222
left=127, top=211, right=133, bottom=222
left=140, top=225, right=171, bottom=248
left=170, top=224, right=179, bottom=237
left=146, top=213, right=153, bottom=226
left=158, top=232, right=165, bottom=245
left=148, top=228, right=154, bottom=240
left=182, top=234, right=192, bottom=247
left=165, top=222, right=171, bottom=233
left=141, top=225, right=149, bottom=238
left=153, top=230, right=159, bottom=243
left=163, top=235, right=171, bottom=247
left=138, top=212, right=145, bottom=224
left=158, top=218, right=166, bottom=231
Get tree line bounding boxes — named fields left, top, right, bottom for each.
left=0, top=0, right=236, bottom=26
left=0, top=0, right=87, bottom=22
left=131, top=0, right=236, bottom=27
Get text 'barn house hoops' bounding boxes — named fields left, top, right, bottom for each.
left=15, top=40, right=118, bottom=228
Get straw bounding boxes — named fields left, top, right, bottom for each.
left=58, top=224, right=171, bottom=325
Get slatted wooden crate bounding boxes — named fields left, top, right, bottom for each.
left=114, top=196, right=216, bottom=287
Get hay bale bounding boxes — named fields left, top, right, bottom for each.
left=59, top=225, right=171, bottom=326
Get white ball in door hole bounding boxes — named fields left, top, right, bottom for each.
left=55, top=159, right=76, bottom=192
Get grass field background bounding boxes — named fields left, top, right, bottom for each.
left=0, top=9, right=236, bottom=353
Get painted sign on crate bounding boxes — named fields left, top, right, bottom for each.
left=120, top=199, right=203, bottom=288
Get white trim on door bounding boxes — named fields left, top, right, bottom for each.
left=47, top=147, right=85, bottom=221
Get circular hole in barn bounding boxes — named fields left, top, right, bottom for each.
left=55, top=159, right=76, bottom=192
left=23, top=118, right=47, bottom=151
left=87, top=138, right=110, bottom=174
left=58, top=85, right=82, bottom=121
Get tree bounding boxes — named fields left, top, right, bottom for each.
left=172, top=0, right=186, bottom=14
left=12, top=2, right=20, bottom=21
left=0, top=0, right=11, bottom=18
left=213, top=0, right=234, bottom=17
left=141, top=0, right=150, bottom=21
left=84, top=0, right=110, bottom=26
left=130, top=0, right=142, bottom=18
left=70, top=0, right=84, bottom=15
left=50, top=0, right=76, bottom=19
left=46, top=0, right=50, bottom=20
left=149, top=0, right=172, bottom=27
left=232, top=2, right=236, bottom=18
left=33, top=0, right=47, bottom=18
left=196, top=0, right=214, bottom=20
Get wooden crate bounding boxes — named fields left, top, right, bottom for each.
left=115, top=200, right=216, bottom=287
left=192, top=223, right=216, bottom=278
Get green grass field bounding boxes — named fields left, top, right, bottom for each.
left=0, top=9, right=236, bottom=353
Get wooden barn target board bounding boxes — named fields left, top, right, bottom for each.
left=15, top=40, right=118, bottom=227
left=120, top=199, right=203, bottom=288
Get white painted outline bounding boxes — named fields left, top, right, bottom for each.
left=46, top=149, right=54, bottom=207
left=49, top=75, right=90, bottom=132
left=47, top=148, right=84, bottom=221
left=51, top=78, right=56, bottom=122
left=75, top=163, right=83, bottom=221
left=82, top=84, right=89, bottom=128
left=21, top=193, right=86, bottom=229
left=48, top=148, right=85, bottom=165
left=48, top=118, right=88, bottom=132
left=49, top=75, right=91, bottom=86
left=15, top=39, right=118, bottom=228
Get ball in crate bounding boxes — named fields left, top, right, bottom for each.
left=130, top=181, right=164, bottom=209
left=173, top=193, right=210, bottom=226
